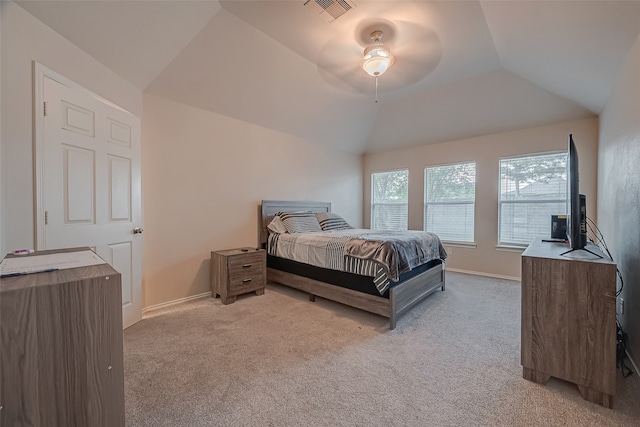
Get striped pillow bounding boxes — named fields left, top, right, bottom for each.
left=278, top=211, right=322, bottom=233
left=315, top=212, right=352, bottom=231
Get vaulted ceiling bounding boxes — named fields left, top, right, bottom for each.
left=15, top=1, right=640, bottom=153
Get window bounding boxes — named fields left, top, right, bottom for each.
left=371, top=170, right=408, bottom=230
left=499, top=152, right=567, bottom=245
left=424, top=162, right=476, bottom=243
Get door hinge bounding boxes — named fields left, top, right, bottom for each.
left=44, top=211, right=48, bottom=225
left=43, top=101, right=48, bottom=116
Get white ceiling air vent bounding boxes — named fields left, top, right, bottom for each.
left=304, top=0, right=356, bottom=23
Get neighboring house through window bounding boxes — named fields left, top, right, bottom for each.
left=499, top=152, right=567, bottom=245
left=371, top=169, right=408, bottom=230
left=424, top=162, right=476, bottom=243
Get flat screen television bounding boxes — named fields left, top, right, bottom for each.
left=566, top=134, right=587, bottom=251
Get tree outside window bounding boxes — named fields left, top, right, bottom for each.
left=371, top=170, right=408, bottom=230
left=424, top=162, right=476, bottom=243
left=499, top=152, right=567, bottom=245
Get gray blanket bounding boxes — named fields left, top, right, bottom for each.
left=344, top=230, right=448, bottom=282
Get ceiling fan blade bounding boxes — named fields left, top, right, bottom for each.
left=316, top=36, right=367, bottom=92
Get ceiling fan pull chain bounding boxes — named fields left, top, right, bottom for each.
left=375, top=76, right=379, bottom=104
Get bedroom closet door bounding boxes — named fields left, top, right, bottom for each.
left=35, top=65, right=143, bottom=329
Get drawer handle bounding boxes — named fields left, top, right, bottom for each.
left=242, top=278, right=252, bottom=283
left=242, top=264, right=252, bottom=268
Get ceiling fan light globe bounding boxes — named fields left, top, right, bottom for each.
left=363, top=57, right=391, bottom=76
left=362, top=44, right=394, bottom=77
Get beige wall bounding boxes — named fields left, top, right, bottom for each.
left=0, top=1, right=362, bottom=309
left=363, top=117, right=599, bottom=279
left=0, top=0, right=609, bottom=316
left=599, top=31, right=640, bottom=364
left=0, top=1, right=142, bottom=253
left=142, top=94, right=362, bottom=308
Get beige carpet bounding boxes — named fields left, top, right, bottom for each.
left=124, top=272, right=640, bottom=426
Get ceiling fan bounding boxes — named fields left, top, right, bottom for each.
left=361, top=30, right=394, bottom=102
left=362, top=30, right=394, bottom=77
left=316, top=19, right=442, bottom=100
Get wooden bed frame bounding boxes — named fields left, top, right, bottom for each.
left=260, top=200, right=445, bottom=330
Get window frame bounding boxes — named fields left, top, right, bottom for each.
left=424, top=161, right=477, bottom=244
left=498, top=151, right=568, bottom=247
left=370, top=169, right=409, bottom=231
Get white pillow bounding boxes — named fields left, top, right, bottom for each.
left=267, top=216, right=288, bottom=234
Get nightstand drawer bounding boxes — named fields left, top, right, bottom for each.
left=228, top=252, right=263, bottom=272
left=228, top=264, right=263, bottom=283
left=229, top=271, right=265, bottom=295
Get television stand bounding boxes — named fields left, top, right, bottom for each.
left=559, top=246, right=603, bottom=258
left=521, top=240, right=616, bottom=408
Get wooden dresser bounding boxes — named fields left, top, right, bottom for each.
left=521, top=240, right=617, bottom=408
left=0, top=248, right=125, bottom=426
left=211, top=248, right=266, bottom=304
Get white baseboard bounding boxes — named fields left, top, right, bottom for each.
left=445, top=267, right=520, bottom=282
left=142, top=291, right=212, bottom=317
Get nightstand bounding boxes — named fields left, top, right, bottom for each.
left=211, top=247, right=266, bottom=304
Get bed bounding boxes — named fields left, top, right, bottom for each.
left=260, top=200, right=447, bottom=329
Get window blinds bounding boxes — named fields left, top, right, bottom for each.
left=424, top=162, right=476, bottom=243
left=499, top=152, right=567, bottom=245
left=371, top=170, right=408, bottom=231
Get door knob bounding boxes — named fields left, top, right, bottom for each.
left=133, top=227, right=144, bottom=234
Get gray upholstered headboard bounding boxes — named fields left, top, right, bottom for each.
left=259, top=200, right=331, bottom=247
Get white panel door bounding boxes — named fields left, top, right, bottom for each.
left=39, top=74, right=142, bottom=329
